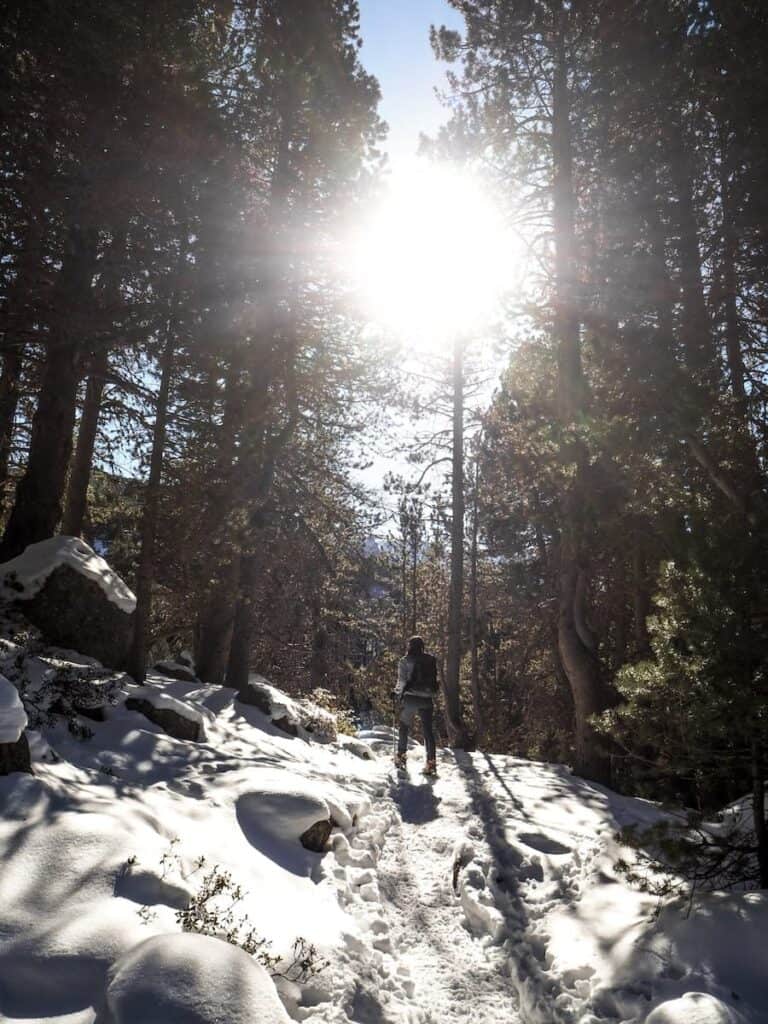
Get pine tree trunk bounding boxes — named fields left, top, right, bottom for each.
left=632, top=536, right=651, bottom=657
left=752, top=739, right=767, bottom=889
left=62, top=229, right=125, bottom=537
left=444, top=334, right=469, bottom=748
left=0, top=216, right=43, bottom=507
left=61, top=345, right=109, bottom=537
left=195, top=561, right=239, bottom=685
left=0, top=224, right=97, bottom=560
left=469, top=452, right=482, bottom=745
left=551, top=10, right=613, bottom=782
left=719, top=137, right=747, bottom=408
left=669, top=140, right=713, bottom=376
left=128, top=320, right=176, bottom=682
left=225, top=551, right=258, bottom=692
left=0, top=345, right=23, bottom=512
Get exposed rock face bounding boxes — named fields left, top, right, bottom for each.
left=20, top=564, right=134, bottom=669
left=0, top=733, right=31, bottom=775
left=125, top=697, right=202, bottom=742
left=299, top=819, right=333, bottom=852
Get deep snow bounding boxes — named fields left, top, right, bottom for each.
left=0, top=628, right=766, bottom=1023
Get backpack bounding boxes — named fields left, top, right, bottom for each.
left=407, top=653, right=438, bottom=694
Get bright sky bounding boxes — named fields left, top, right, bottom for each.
left=358, top=0, right=464, bottom=170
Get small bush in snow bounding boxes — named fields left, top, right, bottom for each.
left=615, top=813, right=763, bottom=909
left=175, top=865, right=281, bottom=970
left=306, top=687, right=356, bottom=737
left=136, top=844, right=330, bottom=983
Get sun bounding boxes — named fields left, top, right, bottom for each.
left=347, top=161, right=514, bottom=350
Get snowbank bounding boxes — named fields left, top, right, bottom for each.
left=0, top=536, right=136, bottom=613
left=646, top=992, right=749, bottom=1024
left=104, top=933, right=290, bottom=1024
left=0, top=673, right=26, bottom=743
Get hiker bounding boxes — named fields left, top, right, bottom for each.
left=394, top=635, right=438, bottom=776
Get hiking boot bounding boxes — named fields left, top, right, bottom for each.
left=422, top=759, right=437, bottom=777
left=394, top=752, right=407, bottom=770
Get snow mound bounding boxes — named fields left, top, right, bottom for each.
left=0, top=537, right=136, bottom=613
left=0, top=673, right=26, bottom=743
left=645, top=992, right=749, bottom=1024
left=103, top=932, right=290, bottom=1024
left=237, top=786, right=330, bottom=849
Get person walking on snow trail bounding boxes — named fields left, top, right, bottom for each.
left=394, top=635, right=438, bottom=777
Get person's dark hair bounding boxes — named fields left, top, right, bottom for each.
left=407, top=635, right=425, bottom=656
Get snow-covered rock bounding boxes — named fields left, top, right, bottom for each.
left=103, top=933, right=290, bottom=1024
left=0, top=538, right=136, bottom=668
left=0, top=673, right=27, bottom=743
left=336, top=734, right=374, bottom=760
left=0, top=674, right=30, bottom=775
left=237, top=785, right=332, bottom=855
left=125, top=684, right=212, bottom=742
left=0, top=536, right=136, bottom=612
left=153, top=659, right=197, bottom=683
left=645, top=992, right=749, bottom=1024
left=237, top=674, right=338, bottom=741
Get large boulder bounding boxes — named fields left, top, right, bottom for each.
left=125, top=687, right=208, bottom=742
left=0, top=538, right=136, bottom=670
left=102, top=933, right=291, bottom=1024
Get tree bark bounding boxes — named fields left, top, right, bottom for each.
left=0, top=345, right=23, bottom=512
left=225, top=551, right=259, bottom=693
left=0, top=223, right=97, bottom=560
left=719, top=134, right=747, bottom=407
left=632, top=535, right=651, bottom=657
left=752, top=739, right=767, bottom=889
left=468, top=452, right=483, bottom=745
left=128, top=316, right=177, bottom=682
left=62, top=229, right=126, bottom=537
left=552, top=8, right=613, bottom=782
left=669, top=139, right=713, bottom=375
left=0, top=216, right=44, bottom=506
left=61, top=345, right=109, bottom=537
left=444, top=334, right=469, bottom=748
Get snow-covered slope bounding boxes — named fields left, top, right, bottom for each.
left=0, top=628, right=765, bottom=1024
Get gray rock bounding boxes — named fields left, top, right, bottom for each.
left=272, top=715, right=298, bottom=738
left=236, top=679, right=272, bottom=715
left=125, top=698, right=202, bottom=742
left=19, top=564, right=133, bottom=670
left=153, top=661, right=197, bottom=683
left=300, top=819, right=332, bottom=852
left=0, top=733, right=31, bottom=775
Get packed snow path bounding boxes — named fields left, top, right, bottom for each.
left=374, top=757, right=522, bottom=1024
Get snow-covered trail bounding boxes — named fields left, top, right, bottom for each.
left=375, top=758, right=522, bottom=1024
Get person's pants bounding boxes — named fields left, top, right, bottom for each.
left=398, top=699, right=436, bottom=761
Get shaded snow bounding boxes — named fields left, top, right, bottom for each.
left=0, top=673, right=26, bottom=742
left=0, top=537, right=136, bottom=613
